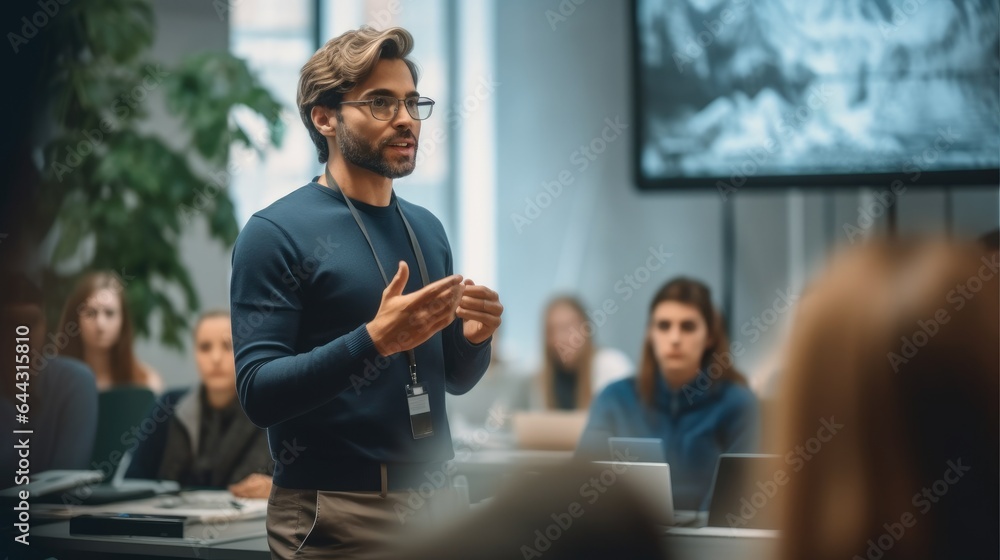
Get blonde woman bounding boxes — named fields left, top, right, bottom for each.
left=536, top=296, right=632, bottom=411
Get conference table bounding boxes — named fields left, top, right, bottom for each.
left=30, top=519, right=778, bottom=559
left=27, top=449, right=778, bottom=559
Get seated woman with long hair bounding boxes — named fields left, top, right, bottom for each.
left=56, top=271, right=163, bottom=393
left=577, top=277, right=759, bottom=510
left=777, top=240, right=998, bottom=560
left=536, top=296, right=633, bottom=411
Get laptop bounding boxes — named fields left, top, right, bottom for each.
left=0, top=470, right=104, bottom=500
left=512, top=411, right=588, bottom=450
left=35, top=450, right=179, bottom=505
left=594, top=460, right=674, bottom=525
left=608, top=437, right=666, bottom=463
left=705, top=453, right=782, bottom=530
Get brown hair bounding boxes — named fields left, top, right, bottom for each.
left=777, top=240, right=998, bottom=560
left=297, top=26, right=419, bottom=163
left=56, top=271, right=148, bottom=387
left=540, top=296, right=595, bottom=410
left=637, top=277, right=745, bottom=404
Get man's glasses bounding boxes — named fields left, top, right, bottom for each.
left=339, top=95, right=435, bottom=121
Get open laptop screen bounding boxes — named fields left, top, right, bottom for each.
left=706, top=453, right=782, bottom=529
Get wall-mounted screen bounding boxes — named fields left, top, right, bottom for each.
left=633, top=0, right=1000, bottom=189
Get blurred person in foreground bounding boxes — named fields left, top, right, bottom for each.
left=128, top=311, right=272, bottom=497
left=777, top=239, right=998, bottom=560
left=576, top=277, right=759, bottom=510
left=378, top=462, right=668, bottom=560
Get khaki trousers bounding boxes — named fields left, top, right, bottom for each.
left=266, top=481, right=464, bottom=559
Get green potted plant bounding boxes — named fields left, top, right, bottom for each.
left=29, top=0, right=284, bottom=348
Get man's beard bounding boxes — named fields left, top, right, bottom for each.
left=337, top=122, right=417, bottom=179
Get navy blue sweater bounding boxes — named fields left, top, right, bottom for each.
left=230, top=181, right=491, bottom=490
left=577, top=373, right=760, bottom=510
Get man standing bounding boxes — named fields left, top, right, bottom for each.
left=230, top=26, right=503, bottom=559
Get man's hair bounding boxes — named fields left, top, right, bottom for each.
left=297, top=26, right=420, bottom=164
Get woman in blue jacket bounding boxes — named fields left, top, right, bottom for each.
left=577, top=277, right=760, bottom=510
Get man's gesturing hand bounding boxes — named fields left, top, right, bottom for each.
left=456, top=279, right=503, bottom=345
left=366, top=261, right=465, bottom=356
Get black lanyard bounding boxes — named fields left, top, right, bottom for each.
left=324, top=167, right=429, bottom=385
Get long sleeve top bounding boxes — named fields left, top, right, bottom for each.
left=230, top=181, right=491, bottom=490
left=577, top=373, right=760, bottom=510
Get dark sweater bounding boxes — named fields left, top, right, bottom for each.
left=230, top=181, right=491, bottom=490
left=577, top=373, right=760, bottom=510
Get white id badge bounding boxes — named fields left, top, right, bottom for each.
left=406, top=383, right=433, bottom=439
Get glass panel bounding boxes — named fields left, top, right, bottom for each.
left=230, top=0, right=315, bottom=227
